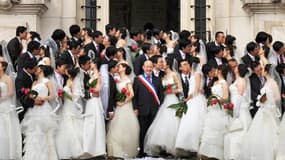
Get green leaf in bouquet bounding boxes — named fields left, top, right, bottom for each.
left=87, top=79, right=98, bottom=88
left=63, top=92, right=72, bottom=100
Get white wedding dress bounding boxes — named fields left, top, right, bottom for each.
left=107, top=78, right=139, bottom=158
left=56, top=86, right=84, bottom=159
left=21, top=78, right=58, bottom=160
left=0, top=82, right=22, bottom=160
left=199, top=79, right=230, bottom=160
left=224, top=81, right=252, bottom=160
left=175, top=72, right=207, bottom=152
left=82, top=83, right=106, bottom=157
left=239, top=78, right=280, bottom=160
left=144, top=77, right=180, bottom=155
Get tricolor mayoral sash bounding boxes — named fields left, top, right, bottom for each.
left=137, top=75, right=160, bottom=105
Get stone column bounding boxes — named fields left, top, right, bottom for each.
left=97, top=0, right=109, bottom=33
left=180, top=0, right=193, bottom=31
left=61, top=0, right=77, bottom=36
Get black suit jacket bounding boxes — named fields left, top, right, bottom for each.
left=206, top=41, right=220, bottom=60
left=60, top=51, right=75, bottom=67
left=17, top=52, right=37, bottom=73
left=207, top=57, right=228, bottom=68
left=280, top=75, right=285, bottom=114
left=180, top=73, right=189, bottom=98
left=249, top=73, right=262, bottom=117
left=134, top=54, right=147, bottom=76
left=241, top=54, right=260, bottom=68
left=107, top=74, right=117, bottom=115
left=70, top=37, right=83, bottom=45
left=15, top=70, right=35, bottom=121
left=133, top=75, right=164, bottom=116
left=84, top=42, right=104, bottom=60
left=7, top=37, right=22, bottom=71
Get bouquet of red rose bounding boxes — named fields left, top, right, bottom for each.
left=223, top=102, right=234, bottom=117
left=57, top=89, right=72, bottom=100
left=163, top=83, right=176, bottom=94
left=20, top=87, right=38, bottom=100
left=116, top=87, right=130, bottom=102
left=87, top=78, right=98, bottom=94
left=168, top=93, right=188, bottom=118
left=207, top=95, right=222, bottom=108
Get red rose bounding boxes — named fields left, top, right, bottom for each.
left=211, top=99, right=218, bottom=105
left=114, top=78, right=120, bottom=83
left=24, top=88, right=30, bottom=95
left=228, top=103, right=234, bottom=109
left=89, top=87, right=95, bottom=93
left=224, top=104, right=228, bottom=109
left=126, top=91, right=131, bottom=96
left=121, top=88, right=127, bottom=94
left=131, top=45, right=138, bottom=51
left=166, top=89, right=172, bottom=94
left=20, top=88, right=26, bottom=94
left=167, top=84, right=172, bottom=89
left=100, top=53, right=105, bottom=59
left=57, top=89, right=63, bottom=97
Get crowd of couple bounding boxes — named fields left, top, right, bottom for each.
left=0, top=23, right=285, bottom=160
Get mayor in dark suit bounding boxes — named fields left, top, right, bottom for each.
left=7, top=26, right=27, bottom=71
left=133, top=60, right=164, bottom=157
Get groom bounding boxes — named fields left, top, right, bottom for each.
left=133, top=60, right=164, bottom=157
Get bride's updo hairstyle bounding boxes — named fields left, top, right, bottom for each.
left=0, top=61, right=8, bottom=72
left=67, top=66, right=79, bottom=79
left=238, top=64, right=249, bottom=78
left=38, top=65, right=53, bottom=77
left=165, top=56, right=173, bottom=70
left=120, top=63, right=132, bottom=75
left=217, top=64, right=228, bottom=79
left=264, top=64, right=272, bottom=74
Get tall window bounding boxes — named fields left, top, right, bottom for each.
left=194, top=0, right=207, bottom=41
left=84, top=0, right=99, bottom=30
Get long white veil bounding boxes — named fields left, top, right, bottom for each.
left=1, top=40, right=15, bottom=74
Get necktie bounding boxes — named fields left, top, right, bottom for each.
left=147, top=76, right=151, bottom=83
left=280, top=55, right=284, bottom=64
left=184, top=75, right=189, bottom=88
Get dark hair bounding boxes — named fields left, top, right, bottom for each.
left=238, top=64, right=249, bottom=77
left=179, top=39, right=191, bottom=50
left=120, top=63, right=132, bottom=75
left=78, top=55, right=91, bottom=67
left=268, top=34, right=273, bottom=43
left=246, top=41, right=258, bottom=53
left=276, top=63, right=285, bottom=74
left=82, top=27, right=93, bottom=37
left=255, top=31, right=268, bottom=44
left=108, top=60, right=118, bottom=71
left=67, top=66, right=79, bottom=79
left=165, top=56, right=173, bottom=70
left=130, top=31, right=141, bottom=39
left=192, top=41, right=200, bottom=53
left=119, top=27, right=127, bottom=39
left=178, top=59, right=190, bottom=70
left=273, top=41, right=284, bottom=52
left=264, top=64, right=272, bottom=73
left=202, top=64, right=212, bottom=75
left=152, top=28, right=161, bottom=37
left=228, top=58, right=237, bottom=63
left=16, top=26, right=27, bottom=36
left=144, top=30, right=153, bottom=41
left=51, top=29, right=66, bottom=41
left=92, top=30, right=103, bottom=39
left=212, top=46, right=224, bottom=55
left=149, top=55, right=162, bottom=64
left=38, top=65, right=54, bottom=77
left=179, top=30, right=191, bottom=40
left=0, top=61, right=8, bottom=72
left=0, top=44, right=2, bottom=57
left=68, top=40, right=80, bottom=50
left=108, top=36, right=118, bottom=46
left=217, top=64, right=228, bottom=79
left=143, top=22, right=154, bottom=31
left=55, top=58, right=67, bottom=69
left=40, top=45, right=50, bottom=58
left=215, top=31, right=224, bottom=39
left=29, top=31, right=41, bottom=41
left=24, top=60, right=37, bottom=70
left=225, top=35, right=236, bottom=46
left=105, top=46, right=117, bottom=58
left=69, top=24, right=81, bottom=37
left=141, top=42, right=152, bottom=53
left=92, top=58, right=101, bottom=70
left=117, top=47, right=126, bottom=60
left=250, top=61, right=261, bottom=71
left=105, top=24, right=116, bottom=35
left=27, top=41, right=41, bottom=53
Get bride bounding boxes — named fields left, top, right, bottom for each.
left=224, top=64, right=252, bottom=160
left=107, top=62, right=140, bottom=158
left=21, top=65, right=58, bottom=160
left=144, top=57, right=182, bottom=156
left=0, top=61, right=21, bottom=160
left=239, top=64, right=280, bottom=160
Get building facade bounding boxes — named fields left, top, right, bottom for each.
left=0, top=0, right=284, bottom=56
